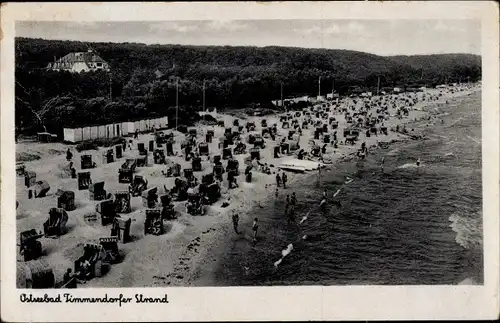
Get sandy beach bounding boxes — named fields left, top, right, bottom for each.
left=15, top=83, right=480, bottom=288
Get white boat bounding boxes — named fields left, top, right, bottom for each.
left=278, top=158, right=326, bottom=172
left=277, top=164, right=307, bottom=173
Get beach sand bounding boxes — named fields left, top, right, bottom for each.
left=15, top=84, right=480, bottom=287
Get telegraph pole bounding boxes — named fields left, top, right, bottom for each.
left=109, top=73, right=113, bottom=100
left=377, top=76, right=380, bottom=96
left=281, top=83, right=283, bottom=108
left=203, top=79, right=206, bottom=122
left=318, top=76, right=321, bottom=98
left=203, top=80, right=206, bottom=112
left=175, top=78, right=179, bottom=131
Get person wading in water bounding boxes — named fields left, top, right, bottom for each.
left=232, top=212, right=240, bottom=234
left=284, top=195, right=290, bottom=216
left=291, top=192, right=297, bottom=206
left=252, top=218, right=259, bottom=243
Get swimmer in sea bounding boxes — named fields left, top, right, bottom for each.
left=379, top=157, right=385, bottom=174
left=416, top=158, right=421, bottom=167
left=252, top=218, right=259, bottom=243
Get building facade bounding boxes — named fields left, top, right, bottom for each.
left=47, top=49, right=110, bottom=73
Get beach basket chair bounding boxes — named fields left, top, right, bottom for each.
left=57, top=190, right=76, bottom=211
left=74, top=243, right=106, bottom=280
left=250, top=147, right=261, bottom=160
left=43, top=208, right=69, bottom=237
left=115, top=145, right=123, bottom=159
left=153, top=149, right=166, bottom=165
left=16, top=162, right=26, bottom=177
left=102, top=149, right=114, bottom=164
left=145, top=209, right=164, bottom=235
left=114, top=191, right=132, bottom=213
left=129, top=175, right=148, bottom=197
left=223, top=147, right=233, bottom=160
left=19, top=229, right=43, bottom=261
left=141, top=187, right=159, bottom=208
left=199, top=143, right=209, bottom=156
left=34, top=180, right=51, bottom=198
left=227, top=159, right=240, bottom=175
left=24, top=260, right=55, bottom=289
left=254, top=136, right=265, bottom=149
left=112, top=217, right=131, bottom=243
left=78, top=172, right=91, bottom=190
left=89, top=182, right=106, bottom=201
left=136, top=155, right=148, bottom=167
left=96, top=199, right=117, bottom=226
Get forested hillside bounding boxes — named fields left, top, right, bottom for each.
left=15, top=37, right=481, bottom=136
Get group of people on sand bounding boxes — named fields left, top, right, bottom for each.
left=275, top=172, right=288, bottom=189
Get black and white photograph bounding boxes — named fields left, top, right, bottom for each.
left=1, top=2, right=499, bottom=322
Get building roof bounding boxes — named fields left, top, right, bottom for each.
left=58, top=51, right=107, bottom=64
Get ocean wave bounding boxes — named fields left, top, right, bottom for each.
left=457, top=277, right=480, bottom=285
left=449, top=213, right=483, bottom=250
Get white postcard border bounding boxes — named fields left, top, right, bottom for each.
left=1, top=1, right=499, bottom=321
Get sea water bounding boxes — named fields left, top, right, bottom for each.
left=216, top=92, right=482, bottom=286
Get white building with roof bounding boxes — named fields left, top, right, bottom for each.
left=47, top=49, right=110, bottom=73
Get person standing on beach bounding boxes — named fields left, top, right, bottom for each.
left=285, top=195, right=290, bottom=215
left=276, top=172, right=281, bottom=187
left=252, top=218, right=259, bottom=243
left=66, top=148, right=73, bottom=162
left=380, top=157, right=385, bottom=173
left=282, top=172, right=288, bottom=189
left=232, top=212, right=240, bottom=234
left=291, top=192, right=297, bottom=206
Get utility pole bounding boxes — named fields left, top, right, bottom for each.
left=318, top=76, right=321, bottom=98
left=280, top=83, right=283, bottom=109
left=175, top=78, right=179, bottom=131
left=203, top=79, right=206, bottom=122
left=203, top=79, right=206, bottom=112
left=109, top=73, right=113, bottom=100
left=332, top=79, right=335, bottom=95
left=377, top=76, right=380, bottom=96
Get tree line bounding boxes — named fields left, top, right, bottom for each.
left=15, top=37, right=481, bottom=137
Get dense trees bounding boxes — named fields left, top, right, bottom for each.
left=15, top=37, right=481, bottom=137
